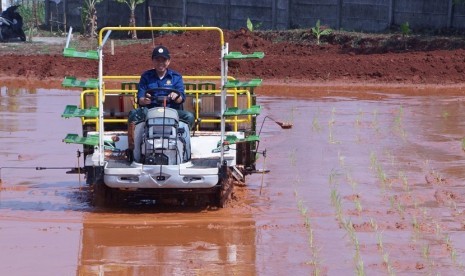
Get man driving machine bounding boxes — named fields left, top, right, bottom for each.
left=137, top=45, right=195, bottom=129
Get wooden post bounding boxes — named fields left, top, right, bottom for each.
left=111, top=39, right=114, bottom=55
left=447, top=0, right=453, bottom=28
left=388, top=0, right=394, bottom=27
left=226, top=0, right=231, bottom=29
left=182, top=0, right=187, bottom=26
left=148, top=6, right=154, bottom=47
left=272, top=0, right=277, bottom=30
left=287, top=0, right=291, bottom=29
left=63, top=0, right=67, bottom=32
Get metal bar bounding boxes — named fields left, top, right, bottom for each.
left=98, top=27, right=225, bottom=47
left=98, top=42, right=104, bottom=165
left=101, top=30, right=112, bottom=48
left=65, top=26, right=72, bottom=48
left=220, top=43, right=228, bottom=163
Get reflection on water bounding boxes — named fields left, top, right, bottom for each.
left=0, top=86, right=38, bottom=113
left=78, top=214, right=256, bottom=275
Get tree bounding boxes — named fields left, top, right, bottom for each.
left=82, top=0, right=102, bottom=38
left=113, top=0, right=145, bottom=39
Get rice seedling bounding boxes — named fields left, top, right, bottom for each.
left=442, top=110, right=450, bottom=119
left=347, top=173, right=358, bottom=191
left=376, top=232, right=384, bottom=251
left=371, top=109, right=379, bottom=131
left=389, top=196, right=396, bottom=210
left=354, top=197, right=363, bottom=214
left=294, top=189, right=322, bottom=274
left=312, top=116, right=321, bottom=132
left=451, top=248, right=458, bottom=264
left=369, top=151, right=388, bottom=187
left=329, top=127, right=338, bottom=144
left=396, top=202, right=405, bottom=219
left=328, top=107, right=339, bottom=144
left=289, top=149, right=297, bottom=167
left=369, top=218, right=378, bottom=231
left=412, top=216, right=420, bottom=238
left=329, top=107, right=336, bottom=126
left=338, top=151, right=345, bottom=167
left=330, top=188, right=344, bottom=223
left=342, top=220, right=365, bottom=275
left=445, top=234, right=452, bottom=249
left=435, top=223, right=441, bottom=238
left=328, top=169, right=340, bottom=186
left=393, top=105, right=406, bottom=138
left=434, top=170, right=445, bottom=183
left=411, top=215, right=418, bottom=228
left=422, top=244, right=430, bottom=259
left=382, top=253, right=395, bottom=275
left=399, top=171, right=409, bottom=192
left=355, top=259, right=365, bottom=276
left=297, top=199, right=308, bottom=216
left=355, top=109, right=363, bottom=127
left=369, top=151, right=377, bottom=170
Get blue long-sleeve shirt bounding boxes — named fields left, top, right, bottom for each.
left=137, top=68, right=185, bottom=109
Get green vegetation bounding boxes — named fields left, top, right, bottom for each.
left=159, top=23, right=184, bottom=35
left=15, top=1, right=45, bottom=41
left=113, top=0, right=146, bottom=39
left=82, top=0, right=102, bottom=37
left=246, top=18, right=262, bottom=32
left=400, top=22, right=411, bottom=36
left=311, top=20, right=332, bottom=45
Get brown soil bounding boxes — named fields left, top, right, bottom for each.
left=1, top=29, right=465, bottom=86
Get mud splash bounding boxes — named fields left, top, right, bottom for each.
left=2, top=84, right=465, bottom=275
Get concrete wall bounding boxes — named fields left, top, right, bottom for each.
left=45, top=0, right=465, bottom=33
left=393, top=0, right=451, bottom=30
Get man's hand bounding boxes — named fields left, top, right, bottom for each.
left=169, top=92, right=182, bottom=103
left=139, top=93, right=152, bottom=106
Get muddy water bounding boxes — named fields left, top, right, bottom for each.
left=1, top=84, right=465, bottom=275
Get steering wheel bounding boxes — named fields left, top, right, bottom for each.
left=145, top=87, right=182, bottom=104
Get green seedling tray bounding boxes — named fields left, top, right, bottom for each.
left=224, top=51, right=265, bottom=59
left=63, top=134, right=99, bottom=146
left=223, top=105, right=261, bottom=116
left=63, top=48, right=98, bottom=60
left=224, top=79, right=262, bottom=88
left=62, top=105, right=99, bottom=118
left=62, top=76, right=98, bottom=89
left=224, top=134, right=260, bottom=144
left=63, top=134, right=116, bottom=150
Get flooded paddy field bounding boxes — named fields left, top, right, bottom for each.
left=1, top=83, right=465, bottom=275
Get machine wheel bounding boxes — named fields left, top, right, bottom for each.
left=86, top=166, right=119, bottom=207
left=93, top=180, right=107, bottom=207
left=93, top=179, right=123, bottom=207
left=213, top=167, right=234, bottom=208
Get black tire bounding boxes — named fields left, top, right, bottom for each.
left=93, top=180, right=112, bottom=207
left=86, top=166, right=117, bottom=207
left=18, top=30, right=26, bottom=41
left=213, top=167, right=234, bottom=208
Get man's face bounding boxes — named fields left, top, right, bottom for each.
left=153, top=56, right=170, bottom=73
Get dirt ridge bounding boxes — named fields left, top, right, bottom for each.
left=0, top=29, right=464, bottom=85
